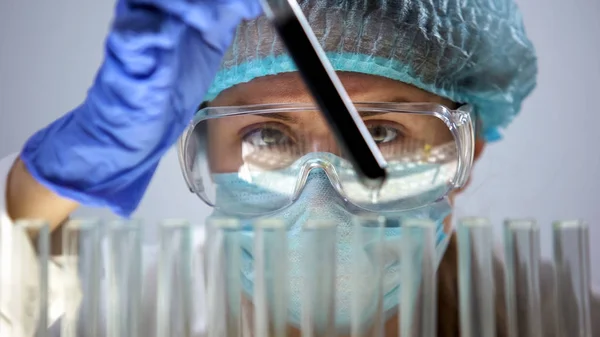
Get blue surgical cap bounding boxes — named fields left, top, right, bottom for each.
left=205, top=0, right=538, bottom=142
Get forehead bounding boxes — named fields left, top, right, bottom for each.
left=210, top=72, right=457, bottom=107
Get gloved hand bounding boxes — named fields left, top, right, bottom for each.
left=20, top=0, right=262, bottom=217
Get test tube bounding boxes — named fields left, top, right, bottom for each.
left=552, top=220, right=592, bottom=337
left=457, top=217, right=495, bottom=337
left=400, top=218, right=437, bottom=337
left=301, top=220, right=336, bottom=337
left=351, top=215, right=385, bottom=337
left=156, top=219, right=194, bottom=337
left=503, top=219, right=543, bottom=337
left=106, top=220, right=143, bottom=337
left=61, top=219, right=103, bottom=337
left=205, top=217, right=243, bottom=337
left=13, top=220, right=50, bottom=337
left=0, top=220, right=6, bottom=335
left=253, top=219, right=288, bottom=337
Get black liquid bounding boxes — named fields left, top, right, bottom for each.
left=274, top=17, right=387, bottom=184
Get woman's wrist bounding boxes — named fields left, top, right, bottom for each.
left=6, top=157, right=79, bottom=231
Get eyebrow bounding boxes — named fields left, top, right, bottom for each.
left=251, top=110, right=391, bottom=126
left=359, top=111, right=388, bottom=118
left=255, top=113, right=299, bottom=123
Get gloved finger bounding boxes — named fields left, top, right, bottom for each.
left=104, top=0, right=258, bottom=88
left=128, top=0, right=263, bottom=38
left=90, top=21, right=224, bottom=126
left=108, top=8, right=184, bottom=74
left=95, top=11, right=185, bottom=116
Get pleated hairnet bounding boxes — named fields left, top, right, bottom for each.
left=205, top=0, right=538, bottom=141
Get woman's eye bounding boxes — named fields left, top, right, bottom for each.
left=243, top=127, right=292, bottom=147
left=368, top=125, right=399, bottom=144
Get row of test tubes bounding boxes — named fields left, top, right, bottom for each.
left=1, top=217, right=595, bottom=337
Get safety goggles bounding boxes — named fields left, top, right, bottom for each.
left=177, top=103, right=475, bottom=215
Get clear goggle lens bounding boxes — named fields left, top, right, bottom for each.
left=178, top=103, right=474, bottom=214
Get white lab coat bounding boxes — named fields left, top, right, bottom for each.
left=0, top=153, right=208, bottom=337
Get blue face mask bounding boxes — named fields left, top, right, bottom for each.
left=209, top=169, right=452, bottom=332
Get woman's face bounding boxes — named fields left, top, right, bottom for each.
left=203, top=72, right=483, bottom=336
left=205, top=71, right=485, bottom=228
left=207, top=72, right=458, bottom=174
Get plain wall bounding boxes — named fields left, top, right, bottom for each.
left=1, top=0, right=599, bottom=291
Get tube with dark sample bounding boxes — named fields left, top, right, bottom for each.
left=552, top=220, right=592, bottom=337
left=457, top=217, right=496, bottom=337
left=253, top=219, right=289, bottom=337
left=503, top=219, right=543, bottom=337
left=400, top=218, right=437, bottom=337
left=259, top=0, right=388, bottom=189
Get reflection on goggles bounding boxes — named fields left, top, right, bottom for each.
left=231, top=142, right=457, bottom=206
left=238, top=131, right=448, bottom=171
left=210, top=144, right=458, bottom=214
left=5, top=217, right=594, bottom=337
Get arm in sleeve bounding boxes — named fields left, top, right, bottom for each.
left=1, top=153, right=70, bottom=337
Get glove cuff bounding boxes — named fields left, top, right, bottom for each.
left=20, top=110, right=162, bottom=217
left=20, top=149, right=158, bottom=218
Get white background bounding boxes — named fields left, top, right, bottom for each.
left=1, top=0, right=599, bottom=290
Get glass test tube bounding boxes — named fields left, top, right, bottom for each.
left=552, top=220, right=592, bottom=337
left=106, top=220, right=143, bottom=337
left=0, top=219, right=6, bottom=334
left=156, top=220, right=194, bottom=337
left=13, top=220, right=50, bottom=337
left=301, top=220, right=336, bottom=337
left=400, top=219, right=437, bottom=337
left=457, top=217, right=495, bottom=337
left=351, top=215, right=385, bottom=337
left=205, top=217, right=243, bottom=337
left=61, top=219, right=103, bottom=337
left=253, top=219, right=289, bottom=337
left=503, top=219, right=543, bottom=337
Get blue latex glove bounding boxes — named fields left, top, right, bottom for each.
left=20, top=0, right=262, bottom=217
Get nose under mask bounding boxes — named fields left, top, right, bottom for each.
left=209, top=169, right=452, bottom=332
